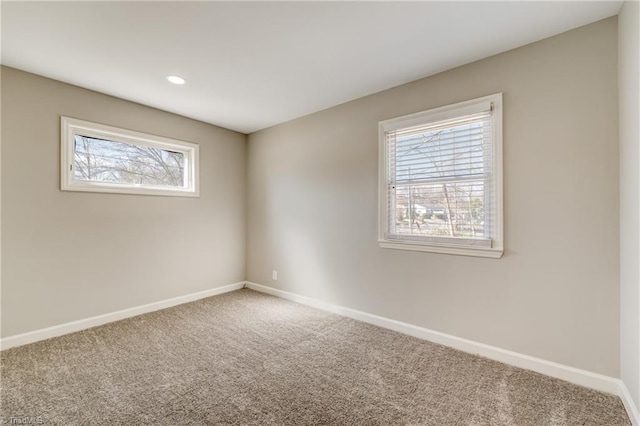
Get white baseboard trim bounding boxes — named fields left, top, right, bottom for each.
left=0, top=281, right=245, bottom=351
left=620, top=381, right=640, bottom=426
left=245, top=282, right=630, bottom=405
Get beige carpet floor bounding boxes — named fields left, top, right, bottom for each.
left=0, top=289, right=631, bottom=425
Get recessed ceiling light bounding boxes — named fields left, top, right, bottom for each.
left=166, top=75, right=186, bottom=85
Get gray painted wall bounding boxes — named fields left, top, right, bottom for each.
left=1, top=67, right=247, bottom=337
left=247, top=18, right=620, bottom=376
left=619, top=0, right=640, bottom=410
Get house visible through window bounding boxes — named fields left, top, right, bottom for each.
left=61, top=117, right=199, bottom=197
left=378, top=93, right=503, bottom=258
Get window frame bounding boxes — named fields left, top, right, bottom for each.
left=378, top=93, right=503, bottom=258
left=61, top=116, right=200, bottom=197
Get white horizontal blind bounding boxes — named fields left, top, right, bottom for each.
left=385, top=108, right=494, bottom=247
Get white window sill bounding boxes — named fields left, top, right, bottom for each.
left=62, top=181, right=199, bottom=197
left=378, top=240, right=504, bottom=258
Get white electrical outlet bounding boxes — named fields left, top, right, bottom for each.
left=272, top=270, right=278, bottom=280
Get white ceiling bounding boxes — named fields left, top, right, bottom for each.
left=1, top=1, right=622, bottom=134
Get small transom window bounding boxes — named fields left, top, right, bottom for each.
left=61, top=117, right=199, bottom=197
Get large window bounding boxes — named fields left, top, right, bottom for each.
left=61, top=117, right=199, bottom=197
left=378, top=94, right=503, bottom=258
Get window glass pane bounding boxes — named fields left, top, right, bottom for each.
left=391, top=181, right=486, bottom=238
left=73, top=135, right=186, bottom=188
left=388, top=114, right=492, bottom=242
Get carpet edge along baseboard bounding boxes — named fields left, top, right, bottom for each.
left=244, top=281, right=638, bottom=425
left=1, top=280, right=637, bottom=425
left=0, top=281, right=246, bottom=350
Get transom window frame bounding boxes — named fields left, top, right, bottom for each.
left=378, top=93, right=503, bottom=258
left=61, top=116, right=200, bottom=197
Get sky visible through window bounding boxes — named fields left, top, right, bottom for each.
left=73, top=135, right=185, bottom=188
